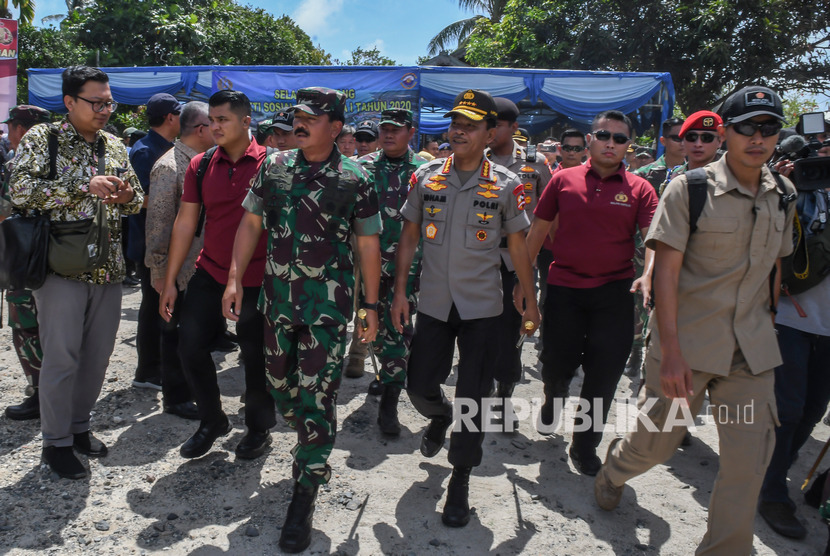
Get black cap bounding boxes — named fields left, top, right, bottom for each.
left=146, top=93, right=182, bottom=119
left=272, top=110, right=293, bottom=131
left=720, top=86, right=784, bottom=124
left=493, top=97, right=519, bottom=122
left=444, top=89, right=498, bottom=122
left=354, top=120, right=379, bottom=139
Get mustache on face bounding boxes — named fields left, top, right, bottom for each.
left=294, top=128, right=309, bottom=137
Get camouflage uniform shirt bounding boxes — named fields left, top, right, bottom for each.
left=357, top=148, right=428, bottom=279
left=9, top=120, right=144, bottom=284
left=243, top=146, right=381, bottom=327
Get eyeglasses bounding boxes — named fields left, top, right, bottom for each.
left=593, top=130, right=630, bottom=144
left=667, top=135, right=683, bottom=143
left=355, top=137, right=375, bottom=143
left=76, top=95, right=117, bottom=113
left=728, top=120, right=782, bottom=137
left=561, top=145, right=584, bottom=153
left=683, top=132, right=718, bottom=143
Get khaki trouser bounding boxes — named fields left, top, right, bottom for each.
left=604, top=352, right=778, bottom=556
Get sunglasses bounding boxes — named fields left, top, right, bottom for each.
left=683, top=132, right=718, bottom=143
left=561, top=145, right=584, bottom=153
left=728, top=120, right=782, bottom=138
left=593, top=130, right=630, bottom=144
left=667, top=135, right=683, bottom=143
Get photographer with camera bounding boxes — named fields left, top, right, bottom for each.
left=759, top=114, right=830, bottom=540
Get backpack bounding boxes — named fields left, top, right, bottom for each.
left=780, top=189, right=830, bottom=295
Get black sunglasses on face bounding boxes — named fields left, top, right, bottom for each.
left=728, top=120, right=782, bottom=137
left=683, top=132, right=718, bottom=143
left=593, top=130, right=630, bottom=144
left=561, top=145, right=584, bottom=153
left=667, top=135, right=683, bottom=143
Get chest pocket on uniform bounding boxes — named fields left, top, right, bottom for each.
left=263, top=166, right=296, bottom=227
left=694, top=216, right=740, bottom=266
left=465, top=206, right=500, bottom=249
left=319, top=175, right=358, bottom=236
left=422, top=197, right=448, bottom=245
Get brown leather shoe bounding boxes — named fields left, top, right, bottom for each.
left=595, top=438, right=624, bottom=510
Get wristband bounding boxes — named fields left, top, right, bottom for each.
left=360, top=301, right=378, bottom=311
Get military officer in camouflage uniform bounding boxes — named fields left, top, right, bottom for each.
left=1, top=105, right=52, bottom=420
left=484, top=97, right=551, bottom=432
left=223, top=87, right=381, bottom=554
left=625, top=117, right=686, bottom=377
left=391, top=89, right=540, bottom=528
left=342, top=108, right=428, bottom=434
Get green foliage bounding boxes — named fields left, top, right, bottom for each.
left=0, top=0, right=35, bottom=26
left=17, top=24, right=88, bottom=103
left=464, top=0, right=830, bottom=114
left=111, top=105, right=147, bottom=133
left=338, top=46, right=396, bottom=66
left=782, top=92, right=821, bottom=128
left=427, top=0, right=507, bottom=55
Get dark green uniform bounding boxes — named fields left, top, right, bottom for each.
left=243, top=145, right=381, bottom=487
left=356, top=148, right=427, bottom=387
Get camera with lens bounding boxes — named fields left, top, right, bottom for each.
left=774, top=112, right=830, bottom=191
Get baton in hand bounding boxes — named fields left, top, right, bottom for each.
left=515, top=321, right=536, bottom=348
left=357, top=308, right=381, bottom=382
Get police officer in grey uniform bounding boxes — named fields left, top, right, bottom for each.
left=485, top=97, right=552, bottom=432
left=391, top=89, right=540, bottom=528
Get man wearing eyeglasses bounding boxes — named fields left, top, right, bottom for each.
left=555, top=129, right=587, bottom=172
left=596, top=86, right=796, bottom=555
left=9, top=66, right=143, bottom=479
left=354, top=119, right=379, bottom=158
left=129, top=93, right=182, bottom=393
left=520, top=110, right=658, bottom=475
left=634, top=117, right=686, bottom=192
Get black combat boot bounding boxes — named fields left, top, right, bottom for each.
left=5, top=389, right=40, bottom=420
left=279, top=481, right=319, bottom=553
left=442, top=466, right=472, bottom=527
left=378, top=385, right=402, bottom=436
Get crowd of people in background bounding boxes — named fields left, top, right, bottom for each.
left=2, top=65, right=830, bottom=555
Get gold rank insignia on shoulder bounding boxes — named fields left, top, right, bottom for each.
left=426, top=205, right=442, bottom=216
left=441, top=157, right=453, bottom=174
left=425, top=181, right=448, bottom=191
left=477, top=212, right=493, bottom=224
left=425, top=222, right=438, bottom=239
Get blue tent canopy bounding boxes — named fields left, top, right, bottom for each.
left=28, top=65, right=674, bottom=140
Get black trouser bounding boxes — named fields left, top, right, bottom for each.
left=178, top=268, right=275, bottom=431
left=158, top=287, right=194, bottom=405
left=135, top=262, right=162, bottom=380
left=540, top=279, right=633, bottom=452
left=494, top=263, right=522, bottom=384
left=406, top=305, right=500, bottom=468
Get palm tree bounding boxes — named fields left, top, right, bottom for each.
left=0, top=0, right=35, bottom=26
left=427, top=0, right=508, bottom=56
left=42, top=0, right=87, bottom=25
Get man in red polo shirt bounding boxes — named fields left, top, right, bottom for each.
left=159, top=90, right=275, bottom=461
left=521, top=110, right=658, bottom=475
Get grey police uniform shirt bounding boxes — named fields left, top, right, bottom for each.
left=400, top=154, right=530, bottom=322
left=485, top=141, right=552, bottom=271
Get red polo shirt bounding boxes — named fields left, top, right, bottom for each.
left=181, top=140, right=267, bottom=287
left=534, top=159, right=657, bottom=288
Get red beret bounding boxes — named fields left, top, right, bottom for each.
left=679, top=111, right=722, bottom=138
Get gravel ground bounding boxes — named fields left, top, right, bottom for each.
left=0, top=285, right=827, bottom=555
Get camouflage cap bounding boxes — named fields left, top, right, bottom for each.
left=4, top=105, right=51, bottom=125
left=272, top=110, right=293, bottom=131
left=444, top=89, right=498, bottom=122
left=379, top=108, right=413, bottom=127
left=292, top=87, right=346, bottom=119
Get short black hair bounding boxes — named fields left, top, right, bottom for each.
left=338, top=125, right=355, bottom=139
left=62, top=66, right=109, bottom=98
left=592, top=110, right=633, bottom=136
left=209, top=90, right=251, bottom=118
left=661, top=117, right=684, bottom=135
left=148, top=114, right=166, bottom=128
left=560, top=128, right=585, bottom=146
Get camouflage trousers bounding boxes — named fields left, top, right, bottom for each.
left=5, top=289, right=42, bottom=392
left=632, top=234, right=648, bottom=353
left=264, top=317, right=347, bottom=487
left=349, top=275, right=418, bottom=388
